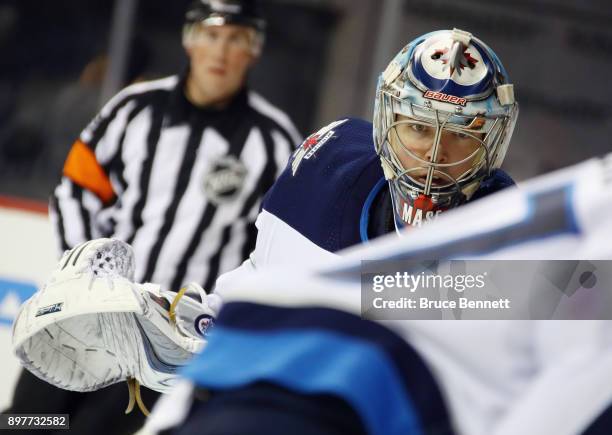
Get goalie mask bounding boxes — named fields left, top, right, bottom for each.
left=374, top=29, right=518, bottom=230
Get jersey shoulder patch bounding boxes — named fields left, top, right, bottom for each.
left=291, top=119, right=349, bottom=175
left=263, top=118, right=384, bottom=253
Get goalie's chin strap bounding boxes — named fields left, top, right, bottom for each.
left=124, top=286, right=189, bottom=416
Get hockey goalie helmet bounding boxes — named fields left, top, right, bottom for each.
left=374, top=29, right=518, bottom=230
left=183, top=0, right=266, bottom=54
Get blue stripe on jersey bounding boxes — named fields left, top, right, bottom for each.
left=182, top=302, right=454, bottom=435
left=182, top=325, right=422, bottom=435
left=214, top=302, right=453, bottom=433
left=360, top=177, right=387, bottom=242
left=564, top=183, right=579, bottom=232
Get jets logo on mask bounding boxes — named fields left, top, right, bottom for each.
left=204, top=155, right=247, bottom=204
left=408, top=33, right=496, bottom=101
left=420, top=39, right=487, bottom=85
left=430, top=46, right=478, bottom=76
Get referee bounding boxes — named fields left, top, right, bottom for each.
left=6, top=1, right=300, bottom=434
left=53, top=0, right=300, bottom=293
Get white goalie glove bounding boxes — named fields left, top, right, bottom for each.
left=12, top=238, right=221, bottom=411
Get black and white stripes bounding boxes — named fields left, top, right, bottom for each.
left=50, top=74, right=299, bottom=291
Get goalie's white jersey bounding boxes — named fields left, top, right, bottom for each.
left=209, top=153, right=612, bottom=435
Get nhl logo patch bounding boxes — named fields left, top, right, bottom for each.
left=204, top=155, right=248, bottom=204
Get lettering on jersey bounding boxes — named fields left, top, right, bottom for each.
left=204, top=155, right=248, bottom=204
left=291, top=119, right=349, bottom=176
left=423, top=90, right=467, bottom=107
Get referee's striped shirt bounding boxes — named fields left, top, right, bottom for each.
left=50, top=74, right=301, bottom=291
